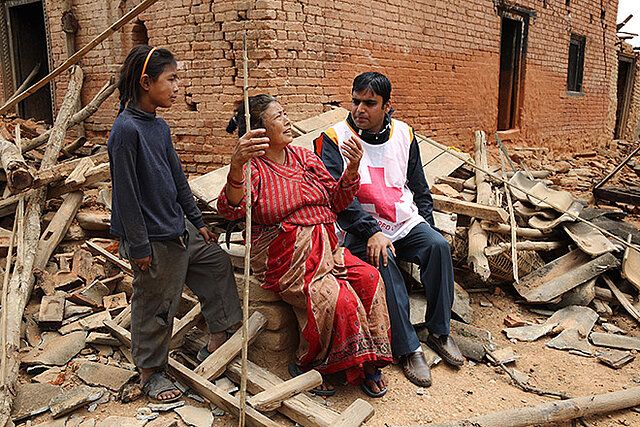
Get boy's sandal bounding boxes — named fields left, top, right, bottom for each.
left=288, top=362, right=336, bottom=397
left=141, top=372, right=183, bottom=403
left=361, top=369, right=388, bottom=398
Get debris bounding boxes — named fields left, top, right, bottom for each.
left=601, top=323, right=626, bottom=334
left=48, top=385, right=105, bottom=418
left=174, top=405, right=214, bottom=427
left=590, top=332, right=640, bottom=351
left=504, top=306, right=597, bottom=343
left=59, top=310, right=111, bottom=335
left=503, top=314, right=527, bottom=328
left=118, top=383, right=143, bottom=403
left=10, top=383, right=61, bottom=422
left=38, top=294, right=66, bottom=330
left=514, top=250, right=619, bottom=303
left=22, top=331, right=86, bottom=366
left=103, top=292, right=127, bottom=314
left=489, top=347, right=520, bottom=365
left=597, top=349, right=635, bottom=369
left=76, top=361, right=138, bottom=391
left=136, top=407, right=159, bottom=421
left=95, top=416, right=147, bottom=427
left=148, top=401, right=185, bottom=412
left=32, top=366, right=65, bottom=384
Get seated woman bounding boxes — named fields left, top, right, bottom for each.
left=217, top=95, right=392, bottom=397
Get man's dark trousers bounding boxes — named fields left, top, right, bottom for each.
left=344, top=222, right=454, bottom=357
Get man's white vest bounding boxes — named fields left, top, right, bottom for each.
left=326, top=119, right=424, bottom=242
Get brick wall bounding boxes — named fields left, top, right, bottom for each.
left=10, top=0, right=620, bottom=174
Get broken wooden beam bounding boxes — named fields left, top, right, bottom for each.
left=0, top=135, right=33, bottom=192
left=169, top=358, right=280, bottom=427
left=480, top=221, right=559, bottom=239
left=334, top=399, right=375, bottom=427
left=169, top=303, right=202, bottom=349
left=76, top=212, right=110, bottom=231
left=484, top=241, right=565, bottom=257
left=432, top=195, right=508, bottom=223
left=85, top=240, right=132, bottom=275
left=247, top=369, right=322, bottom=412
left=226, top=358, right=341, bottom=427
left=33, top=191, right=83, bottom=270
left=412, top=386, right=640, bottom=427
left=195, top=311, right=267, bottom=380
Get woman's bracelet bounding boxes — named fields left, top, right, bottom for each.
left=227, top=174, right=245, bottom=189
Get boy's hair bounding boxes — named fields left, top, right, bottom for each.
left=226, top=94, right=278, bottom=136
left=117, top=45, right=176, bottom=113
left=352, top=72, right=392, bottom=104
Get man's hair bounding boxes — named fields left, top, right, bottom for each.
left=352, top=72, right=392, bottom=104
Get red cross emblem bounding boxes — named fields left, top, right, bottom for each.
left=357, top=166, right=403, bottom=222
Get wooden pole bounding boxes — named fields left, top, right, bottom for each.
left=11, top=62, right=40, bottom=101
left=0, top=0, right=159, bottom=115
left=418, top=136, right=640, bottom=253
left=404, top=386, right=640, bottom=427
left=468, top=131, right=490, bottom=281
left=239, top=31, right=252, bottom=427
left=498, top=149, right=519, bottom=284
left=0, top=198, right=19, bottom=387
left=0, top=132, right=33, bottom=192
left=22, top=77, right=116, bottom=153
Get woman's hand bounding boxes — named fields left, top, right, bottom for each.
left=342, top=136, right=363, bottom=181
left=226, top=129, right=270, bottom=206
left=230, top=128, right=270, bottom=173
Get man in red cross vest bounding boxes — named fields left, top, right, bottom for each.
left=315, top=72, right=463, bottom=387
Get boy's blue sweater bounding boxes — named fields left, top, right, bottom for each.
left=108, top=104, right=205, bottom=259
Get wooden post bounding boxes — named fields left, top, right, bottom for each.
left=0, top=135, right=34, bottom=192
left=247, top=370, right=323, bottom=412
left=0, top=66, right=83, bottom=426
left=467, top=131, right=491, bottom=281
left=62, top=0, right=84, bottom=139
left=0, top=0, right=159, bottom=115
left=407, top=386, right=640, bottom=427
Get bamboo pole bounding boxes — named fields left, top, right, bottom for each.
left=239, top=31, right=252, bottom=427
left=418, top=137, right=640, bottom=253
left=0, top=0, right=159, bottom=115
left=498, top=149, right=519, bottom=283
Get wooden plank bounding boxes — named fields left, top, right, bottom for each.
left=85, top=240, right=132, bottom=275
left=515, top=251, right=620, bottom=303
left=34, top=191, right=83, bottom=270
left=169, top=304, right=202, bottom=349
left=247, top=369, right=322, bottom=412
left=432, top=194, right=509, bottom=223
left=333, top=399, right=375, bottom=427
left=293, top=108, right=348, bottom=134
left=416, top=134, right=466, bottom=186
left=169, top=358, right=280, bottom=427
left=226, top=359, right=340, bottom=427
left=195, top=311, right=267, bottom=380
left=593, top=186, right=640, bottom=206
left=103, top=319, right=132, bottom=347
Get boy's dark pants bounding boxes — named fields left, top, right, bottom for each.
left=121, top=221, right=241, bottom=370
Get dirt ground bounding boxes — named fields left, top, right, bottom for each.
left=17, top=140, right=640, bottom=427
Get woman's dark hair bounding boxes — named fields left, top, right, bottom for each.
left=226, top=94, right=278, bottom=136
left=352, top=71, right=392, bottom=104
left=117, top=45, right=176, bottom=113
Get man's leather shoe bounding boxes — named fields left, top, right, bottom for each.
left=426, top=334, right=464, bottom=366
left=400, top=351, right=432, bottom=387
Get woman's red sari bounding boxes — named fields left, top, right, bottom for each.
left=218, top=146, right=391, bottom=383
